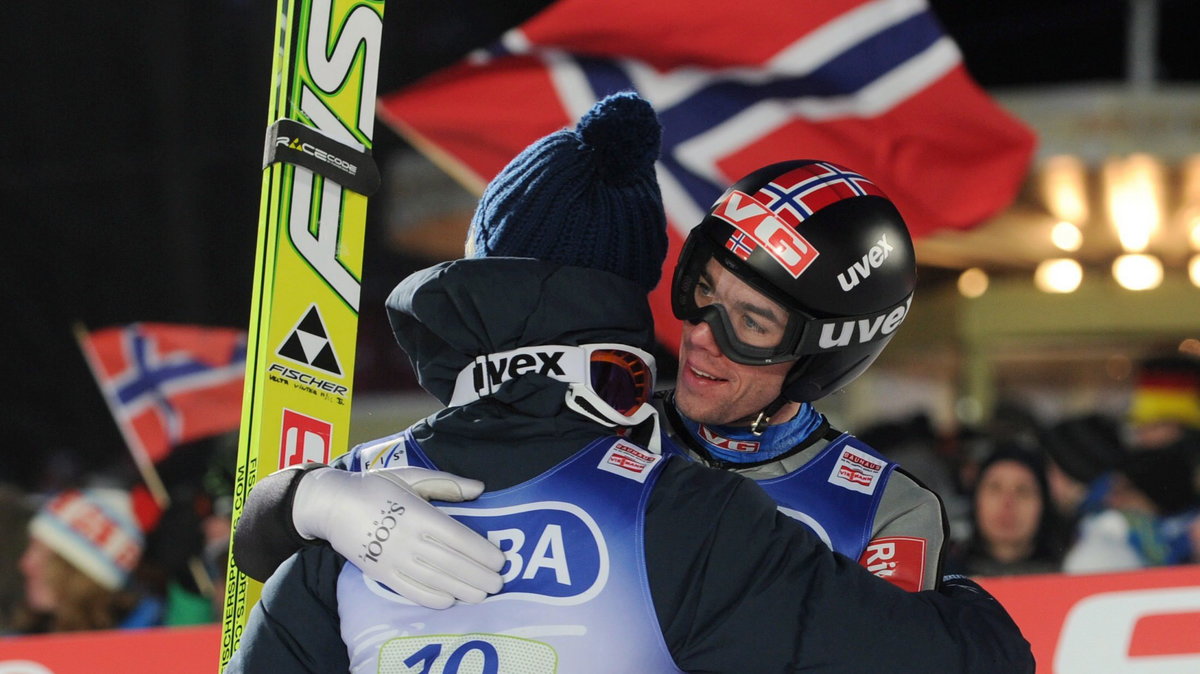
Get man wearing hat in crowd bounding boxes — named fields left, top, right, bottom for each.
left=1041, top=414, right=1127, bottom=529
left=226, top=92, right=1031, bottom=672
left=1053, top=354, right=1200, bottom=572
left=13, top=488, right=162, bottom=633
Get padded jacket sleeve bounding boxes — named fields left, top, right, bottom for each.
left=231, top=464, right=326, bottom=582
left=223, top=546, right=349, bottom=673
left=645, top=460, right=1034, bottom=673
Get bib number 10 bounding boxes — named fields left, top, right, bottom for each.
left=380, top=634, right=557, bottom=673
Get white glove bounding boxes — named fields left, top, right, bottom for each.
left=293, top=466, right=506, bottom=608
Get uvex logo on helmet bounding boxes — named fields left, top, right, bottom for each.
left=713, top=191, right=819, bottom=278
left=817, top=297, right=912, bottom=350
left=837, top=234, right=895, bottom=292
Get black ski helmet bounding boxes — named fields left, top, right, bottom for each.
left=672, top=160, right=917, bottom=403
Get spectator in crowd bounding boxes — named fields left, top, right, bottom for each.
left=11, top=488, right=163, bottom=633
left=949, top=445, right=1062, bottom=577
left=0, top=486, right=34, bottom=632
left=1041, top=414, right=1126, bottom=527
left=145, top=435, right=237, bottom=626
left=1063, top=440, right=1200, bottom=572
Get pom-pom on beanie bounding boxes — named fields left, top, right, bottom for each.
left=466, top=91, right=668, bottom=293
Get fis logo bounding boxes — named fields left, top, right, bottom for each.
left=817, top=296, right=912, bottom=350
left=837, top=234, right=895, bottom=291
left=440, top=502, right=609, bottom=605
left=714, top=191, right=819, bottom=278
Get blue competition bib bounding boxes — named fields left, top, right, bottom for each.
left=337, top=432, right=682, bottom=674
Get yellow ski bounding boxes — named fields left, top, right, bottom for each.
left=220, top=0, right=385, bottom=667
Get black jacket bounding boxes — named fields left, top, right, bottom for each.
left=229, top=258, right=1033, bottom=672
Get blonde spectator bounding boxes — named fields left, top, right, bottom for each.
left=12, top=488, right=162, bottom=633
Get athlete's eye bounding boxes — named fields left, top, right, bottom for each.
left=741, top=313, right=766, bottom=334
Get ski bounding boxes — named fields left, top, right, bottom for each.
left=220, top=0, right=385, bottom=667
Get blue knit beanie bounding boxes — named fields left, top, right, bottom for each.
left=466, top=92, right=668, bottom=293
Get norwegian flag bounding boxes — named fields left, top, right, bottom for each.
left=77, top=323, right=246, bottom=465
left=379, top=0, right=1036, bottom=350
left=725, top=231, right=757, bottom=261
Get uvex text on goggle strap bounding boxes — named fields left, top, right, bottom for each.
left=449, top=344, right=659, bottom=447
left=672, top=231, right=913, bottom=366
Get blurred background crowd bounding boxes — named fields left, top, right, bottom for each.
left=2, top=345, right=1199, bottom=637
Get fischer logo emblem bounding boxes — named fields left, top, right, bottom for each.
left=276, top=304, right=343, bottom=377
left=287, top=0, right=383, bottom=310
left=698, top=425, right=760, bottom=453
left=837, top=234, right=895, bottom=291
left=598, top=439, right=660, bottom=482
left=471, top=349, right=568, bottom=395
left=714, top=191, right=819, bottom=278
left=276, top=134, right=360, bottom=175
left=829, top=446, right=885, bottom=495
left=818, top=296, right=911, bottom=350
left=278, top=409, right=332, bottom=469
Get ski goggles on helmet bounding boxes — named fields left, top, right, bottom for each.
left=672, top=230, right=911, bottom=366
left=449, top=343, right=658, bottom=443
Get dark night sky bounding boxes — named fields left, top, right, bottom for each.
left=3, top=0, right=1197, bottom=489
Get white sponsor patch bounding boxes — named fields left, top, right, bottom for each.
left=597, top=439, right=660, bottom=483
left=828, top=445, right=884, bottom=495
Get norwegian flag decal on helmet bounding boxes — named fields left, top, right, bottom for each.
left=756, top=162, right=886, bottom=226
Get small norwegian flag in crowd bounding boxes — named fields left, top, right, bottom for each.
left=379, top=0, right=1036, bottom=350
left=77, top=323, right=246, bottom=466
